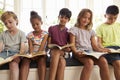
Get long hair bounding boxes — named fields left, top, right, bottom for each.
left=75, top=9, right=93, bottom=30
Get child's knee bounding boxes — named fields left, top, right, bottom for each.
left=85, top=59, right=94, bottom=67
left=59, top=57, right=66, bottom=67
left=99, top=57, right=108, bottom=65
left=113, top=60, right=120, bottom=69
left=9, top=61, right=19, bottom=70
left=21, top=58, right=31, bottom=65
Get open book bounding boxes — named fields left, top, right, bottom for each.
left=0, top=51, right=46, bottom=66
left=83, top=51, right=107, bottom=59
left=16, top=51, right=46, bottom=58
left=48, top=43, right=73, bottom=50
left=109, top=48, right=120, bottom=53
left=0, top=54, right=18, bottom=66
left=83, top=48, right=120, bottom=59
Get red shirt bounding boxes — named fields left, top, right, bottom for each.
left=48, top=25, right=69, bottom=46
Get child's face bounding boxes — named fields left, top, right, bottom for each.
left=3, top=17, right=18, bottom=31
left=31, top=18, right=42, bottom=32
left=79, top=12, right=91, bottom=27
left=58, top=15, right=69, bottom=26
left=105, top=14, right=118, bottom=24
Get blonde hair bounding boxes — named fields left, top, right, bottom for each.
left=75, top=9, right=93, bottom=30
left=1, top=11, right=18, bottom=25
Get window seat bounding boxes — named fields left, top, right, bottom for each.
left=0, top=57, right=116, bottom=80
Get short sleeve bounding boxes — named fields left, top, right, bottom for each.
left=26, top=31, right=33, bottom=39
left=96, top=26, right=102, bottom=38
left=91, top=30, right=96, bottom=37
left=0, top=32, right=3, bottom=42
left=20, top=30, right=27, bottom=42
left=68, top=27, right=78, bottom=36
left=48, top=26, right=52, bottom=37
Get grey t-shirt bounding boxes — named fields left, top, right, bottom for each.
left=68, top=27, right=96, bottom=51
left=0, top=29, right=26, bottom=52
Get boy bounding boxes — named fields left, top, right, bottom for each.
left=48, top=8, right=72, bottom=80
left=96, top=5, right=120, bottom=80
left=0, top=11, right=26, bottom=80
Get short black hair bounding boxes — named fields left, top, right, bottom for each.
left=59, top=8, right=72, bottom=19
left=106, top=5, right=119, bottom=15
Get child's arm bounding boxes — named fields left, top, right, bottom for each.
left=0, top=42, right=3, bottom=53
left=69, top=33, right=83, bottom=56
left=91, top=36, right=110, bottom=52
left=20, top=42, right=26, bottom=54
left=38, top=34, right=48, bottom=51
left=28, top=38, right=34, bottom=54
left=48, top=35, right=51, bottom=44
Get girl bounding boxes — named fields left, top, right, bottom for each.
left=0, top=11, right=26, bottom=80
left=68, top=9, right=110, bottom=80
left=20, top=11, right=48, bottom=80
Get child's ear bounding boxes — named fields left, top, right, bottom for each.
left=68, top=18, right=70, bottom=21
left=41, top=21, right=43, bottom=25
left=16, top=19, right=18, bottom=25
left=104, top=14, right=106, bottom=18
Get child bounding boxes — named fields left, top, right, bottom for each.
left=19, top=11, right=48, bottom=80
left=68, top=9, right=110, bottom=80
left=48, top=8, right=72, bottom=80
left=0, top=11, right=26, bottom=80
left=96, top=5, right=120, bottom=80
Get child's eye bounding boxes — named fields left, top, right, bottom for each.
left=37, top=23, right=39, bottom=26
left=9, top=22, right=12, bottom=24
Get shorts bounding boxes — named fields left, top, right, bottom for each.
left=103, top=54, right=120, bottom=64
left=0, top=50, right=19, bottom=59
left=104, top=46, right=120, bottom=64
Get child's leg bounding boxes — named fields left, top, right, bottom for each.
left=56, top=56, right=66, bottom=80
left=75, top=56, right=94, bottom=80
left=49, top=49, right=62, bottom=80
left=19, top=58, right=31, bottom=80
left=37, top=55, right=46, bottom=80
left=112, top=60, right=120, bottom=80
left=97, top=56, right=110, bottom=80
left=9, top=57, right=20, bottom=80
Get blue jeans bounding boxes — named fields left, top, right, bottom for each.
left=0, top=50, right=19, bottom=59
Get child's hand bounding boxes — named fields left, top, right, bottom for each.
left=13, top=57, right=20, bottom=63
left=75, top=51, right=85, bottom=57
left=63, top=47, right=71, bottom=52
left=101, top=48, right=111, bottom=53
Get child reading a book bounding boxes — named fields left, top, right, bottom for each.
left=96, top=5, right=120, bottom=80
left=48, top=8, right=72, bottom=80
left=0, top=11, right=26, bottom=80
left=68, top=9, right=110, bottom=80
left=19, top=11, right=48, bottom=80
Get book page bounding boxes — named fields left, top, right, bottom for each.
left=84, top=51, right=106, bottom=59
left=61, top=43, right=74, bottom=49
left=0, top=56, right=14, bottom=65
left=17, top=51, right=46, bottom=58
left=48, top=44, right=61, bottom=49
left=48, top=43, right=73, bottom=50
left=109, top=48, right=120, bottom=53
